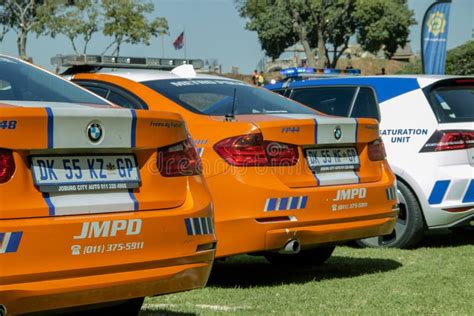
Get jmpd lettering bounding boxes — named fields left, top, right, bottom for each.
left=73, top=219, right=142, bottom=239
left=333, top=188, right=367, bottom=201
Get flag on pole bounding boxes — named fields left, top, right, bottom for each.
left=421, top=0, right=452, bottom=74
left=173, top=31, right=185, bottom=50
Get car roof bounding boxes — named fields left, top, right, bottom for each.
left=265, top=75, right=468, bottom=103
left=85, top=68, right=232, bottom=83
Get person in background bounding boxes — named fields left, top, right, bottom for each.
left=257, top=71, right=265, bottom=86
left=252, top=69, right=258, bottom=85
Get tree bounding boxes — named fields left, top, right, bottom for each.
left=236, top=0, right=416, bottom=68
left=355, top=0, right=415, bottom=58
left=445, top=40, right=474, bottom=75
left=40, top=0, right=100, bottom=54
left=101, top=0, right=168, bottom=56
left=0, top=0, right=51, bottom=59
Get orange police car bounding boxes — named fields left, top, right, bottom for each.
left=62, top=55, right=399, bottom=264
left=0, top=55, right=216, bottom=315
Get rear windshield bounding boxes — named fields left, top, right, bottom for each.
left=289, top=86, right=379, bottom=120
left=0, top=56, right=108, bottom=105
left=141, top=79, right=316, bottom=115
left=426, top=81, right=474, bottom=123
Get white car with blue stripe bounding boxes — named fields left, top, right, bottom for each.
left=266, top=72, right=474, bottom=248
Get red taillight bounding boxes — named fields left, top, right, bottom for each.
left=157, top=138, right=202, bottom=177
left=420, top=130, right=474, bottom=152
left=0, top=149, right=15, bottom=183
left=443, top=206, right=472, bottom=213
left=213, top=133, right=299, bottom=167
left=368, top=138, right=386, bottom=161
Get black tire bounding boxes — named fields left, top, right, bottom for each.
left=264, top=245, right=335, bottom=266
left=72, top=297, right=144, bottom=315
left=356, top=180, right=425, bottom=248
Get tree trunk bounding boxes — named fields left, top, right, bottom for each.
left=289, top=4, right=317, bottom=67
left=316, top=29, right=327, bottom=68
left=301, top=38, right=317, bottom=67
left=17, top=28, right=27, bottom=60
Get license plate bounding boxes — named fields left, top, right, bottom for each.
left=305, top=147, right=360, bottom=172
left=31, top=155, right=140, bottom=193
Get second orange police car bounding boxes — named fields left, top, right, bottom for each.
left=62, top=55, right=399, bottom=264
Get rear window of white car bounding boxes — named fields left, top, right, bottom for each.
left=0, top=56, right=108, bottom=105
left=289, top=86, right=380, bottom=121
left=426, top=80, right=474, bottom=123
left=141, top=79, right=316, bottom=116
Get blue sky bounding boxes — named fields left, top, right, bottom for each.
left=0, top=0, right=472, bottom=74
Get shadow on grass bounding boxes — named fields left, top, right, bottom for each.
left=140, top=310, right=196, bottom=316
left=418, top=229, right=474, bottom=248
left=208, top=255, right=401, bottom=289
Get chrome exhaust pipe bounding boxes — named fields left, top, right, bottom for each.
left=279, top=239, right=301, bottom=254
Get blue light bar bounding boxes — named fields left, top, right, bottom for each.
left=280, top=67, right=316, bottom=76
left=280, top=67, right=361, bottom=77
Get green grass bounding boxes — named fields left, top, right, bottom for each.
left=142, top=230, right=473, bottom=315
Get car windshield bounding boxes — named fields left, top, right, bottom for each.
left=141, top=79, right=316, bottom=115
left=0, top=56, right=108, bottom=105
left=427, top=81, right=474, bottom=123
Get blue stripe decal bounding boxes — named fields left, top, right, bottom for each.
left=201, top=218, right=209, bottom=234
left=128, top=189, right=138, bottom=211
left=267, top=198, right=277, bottom=211
left=193, top=218, right=202, bottom=235
left=300, top=196, right=308, bottom=209
left=313, top=173, right=320, bottom=186
left=279, top=197, right=289, bottom=210
left=6, top=232, right=23, bottom=253
left=354, top=170, right=360, bottom=184
left=0, top=233, right=4, bottom=245
left=45, top=107, right=54, bottom=148
left=290, top=197, right=299, bottom=209
left=184, top=218, right=193, bottom=235
left=43, top=192, right=55, bottom=216
left=313, top=118, right=318, bottom=144
left=206, top=217, right=213, bottom=233
left=354, top=118, right=358, bottom=143
left=130, top=110, right=137, bottom=148
left=428, top=180, right=451, bottom=205
left=462, top=180, right=474, bottom=203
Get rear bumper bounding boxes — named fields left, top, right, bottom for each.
left=265, top=213, right=397, bottom=250
left=208, top=167, right=398, bottom=258
left=0, top=253, right=213, bottom=315
left=0, top=179, right=216, bottom=315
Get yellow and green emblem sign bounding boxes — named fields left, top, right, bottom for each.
left=426, top=11, right=447, bottom=36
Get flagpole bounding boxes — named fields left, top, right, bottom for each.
left=184, top=28, right=187, bottom=60
left=161, top=34, right=165, bottom=58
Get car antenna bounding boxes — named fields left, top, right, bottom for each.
left=225, top=87, right=237, bottom=122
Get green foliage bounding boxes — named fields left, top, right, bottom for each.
left=40, top=0, right=100, bottom=54
left=446, top=40, right=474, bottom=75
left=0, top=0, right=50, bottom=58
left=355, top=0, right=416, bottom=58
left=102, top=0, right=168, bottom=56
left=237, top=0, right=416, bottom=67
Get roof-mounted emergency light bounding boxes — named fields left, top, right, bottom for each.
left=280, top=67, right=361, bottom=77
left=51, top=54, right=204, bottom=70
